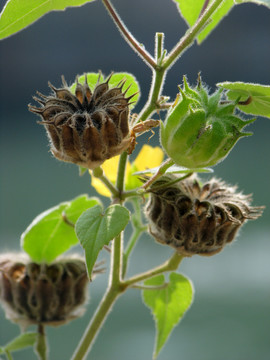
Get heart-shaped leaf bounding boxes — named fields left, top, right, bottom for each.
left=21, top=195, right=101, bottom=263
left=143, top=272, right=193, bottom=359
left=75, top=204, right=130, bottom=277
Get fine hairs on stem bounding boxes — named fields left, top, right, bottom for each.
left=71, top=2, right=227, bottom=359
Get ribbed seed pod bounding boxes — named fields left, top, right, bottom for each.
left=144, top=175, right=264, bottom=256
left=29, top=74, right=135, bottom=169
left=0, top=254, right=103, bottom=327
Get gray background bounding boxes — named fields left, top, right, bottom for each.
left=0, top=0, right=270, bottom=359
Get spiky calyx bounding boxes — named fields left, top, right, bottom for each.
left=0, top=254, right=102, bottom=327
left=29, top=74, right=135, bottom=169
left=144, top=175, right=263, bottom=257
left=160, top=75, right=255, bottom=169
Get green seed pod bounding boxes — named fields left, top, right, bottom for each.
left=144, top=175, right=263, bottom=257
left=160, top=76, right=255, bottom=169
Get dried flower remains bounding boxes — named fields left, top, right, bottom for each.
left=29, top=74, right=136, bottom=169
left=145, top=175, right=264, bottom=257
left=0, top=254, right=103, bottom=328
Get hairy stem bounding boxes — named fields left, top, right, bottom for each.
left=137, top=66, right=167, bottom=122
left=124, top=252, right=184, bottom=287
left=71, top=234, right=124, bottom=360
left=102, top=0, right=156, bottom=68
left=163, top=0, right=225, bottom=69
left=141, top=158, right=174, bottom=190
left=116, top=151, right=128, bottom=196
left=4, top=351, right=12, bottom=360
left=92, top=166, right=119, bottom=198
left=35, top=325, right=48, bottom=360
left=122, top=198, right=147, bottom=276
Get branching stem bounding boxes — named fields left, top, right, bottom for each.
left=71, top=1, right=223, bottom=358
left=102, top=0, right=156, bottom=68
left=163, top=0, right=225, bottom=69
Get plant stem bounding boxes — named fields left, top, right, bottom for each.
left=123, top=252, right=184, bottom=287
left=35, top=325, right=48, bottom=360
left=136, top=65, right=167, bottom=122
left=163, top=0, right=225, bottom=69
left=92, top=166, right=119, bottom=198
left=111, top=233, right=123, bottom=284
left=141, top=158, right=174, bottom=189
left=71, top=286, right=120, bottom=360
left=4, top=351, right=12, bottom=360
left=122, top=198, right=147, bottom=276
left=116, top=151, right=128, bottom=197
left=71, top=234, right=124, bottom=360
left=102, top=0, right=156, bottom=68
left=155, top=32, right=165, bottom=65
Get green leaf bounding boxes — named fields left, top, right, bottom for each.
left=70, top=72, right=140, bottom=109
left=75, top=204, right=130, bottom=277
left=174, top=0, right=235, bottom=43
left=234, top=0, right=270, bottom=8
left=1, top=332, right=37, bottom=353
left=79, top=165, right=88, bottom=176
left=217, top=81, right=270, bottom=118
left=143, top=272, right=193, bottom=359
left=0, top=0, right=96, bottom=40
left=70, top=73, right=105, bottom=93
left=21, top=195, right=101, bottom=263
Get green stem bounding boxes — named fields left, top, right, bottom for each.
left=92, top=166, right=119, bottom=198
left=123, top=252, right=184, bottom=287
left=145, top=172, right=193, bottom=193
left=111, top=233, right=123, bottom=284
left=71, top=286, right=120, bottom=360
left=116, top=151, right=128, bottom=197
left=35, top=325, right=48, bottom=360
left=155, top=32, right=165, bottom=65
left=102, top=0, right=156, bottom=68
left=137, top=66, right=167, bottom=122
left=71, top=234, right=124, bottom=360
left=122, top=198, right=147, bottom=276
left=141, top=158, right=174, bottom=190
left=163, top=0, right=225, bottom=69
left=4, top=351, right=13, bottom=360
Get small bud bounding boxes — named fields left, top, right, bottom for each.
left=0, top=254, right=102, bottom=327
left=29, top=74, right=136, bottom=169
left=144, top=175, right=264, bottom=256
left=160, top=76, right=255, bottom=169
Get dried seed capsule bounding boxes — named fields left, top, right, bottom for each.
left=29, top=74, right=135, bottom=169
left=0, top=254, right=103, bottom=327
left=144, top=175, right=264, bottom=256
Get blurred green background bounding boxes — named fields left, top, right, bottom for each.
left=0, top=0, right=270, bottom=359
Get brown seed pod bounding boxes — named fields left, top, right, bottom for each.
left=0, top=254, right=103, bottom=328
left=29, top=74, right=136, bottom=169
left=144, top=175, right=264, bottom=257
